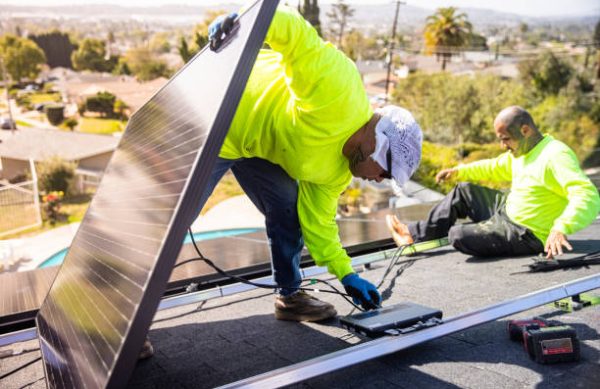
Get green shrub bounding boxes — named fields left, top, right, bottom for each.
left=414, top=141, right=507, bottom=194
left=37, top=157, right=75, bottom=195
left=85, top=91, right=116, bottom=117
left=392, top=72, right=527, bottom=145
left=62, top=117, right=78, bottom=131
left=15, top=94, right=32, bottom=110
left=44, top=104, right=65, bottom=126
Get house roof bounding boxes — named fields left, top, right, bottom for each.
left=2, top=217, right=599, bottom=388
left=0, top=127, right=119, bottom=162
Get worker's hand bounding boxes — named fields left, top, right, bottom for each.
left=341, top=273, right=381, bottom=310
left=545, top=230, right=573, bottom=259
left=435, top=168, right=458, bottom=183
left=208, top=12, right=238, bottom=49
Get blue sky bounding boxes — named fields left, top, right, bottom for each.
left=0, top=0, right=598, bottom=17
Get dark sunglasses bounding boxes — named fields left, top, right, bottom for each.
left=381, top=148, right=392, bottom=179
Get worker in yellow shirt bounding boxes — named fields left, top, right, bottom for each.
left=204, top=6, right=422, bottom=320
left=388, top=106, right=600, bottom=260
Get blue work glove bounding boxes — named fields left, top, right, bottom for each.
left=208, top=12, right=238, bottom=50
left=341, top=273, right=381, bottom=310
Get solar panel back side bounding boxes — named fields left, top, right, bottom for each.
left=35, top=1, right=279, bottom=387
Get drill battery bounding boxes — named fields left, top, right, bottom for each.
left=523, top=326, right=580, bottom=364
left=507, top=317, right=551, bottom=342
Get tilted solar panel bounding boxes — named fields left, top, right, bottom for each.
left=35, top=1, right=279, bottom=387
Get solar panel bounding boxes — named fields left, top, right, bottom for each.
left=35, top=1, right=279, bottom=387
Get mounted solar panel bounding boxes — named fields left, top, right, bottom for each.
left=35, top=1, right=279, bottom=387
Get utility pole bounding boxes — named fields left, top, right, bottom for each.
left=384, top=0, right=405, bottom=104
left=0, top=55, right=16, bottom=132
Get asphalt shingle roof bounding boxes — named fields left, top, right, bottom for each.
left=1, top=219, right=598, bottom=388
left=0, top=127, right=119, bottom=161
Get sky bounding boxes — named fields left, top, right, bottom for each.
left=0, top=0, right=598, bottom=17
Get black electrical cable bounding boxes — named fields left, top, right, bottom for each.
left=181, top=228, right=365, bottom=311
left=375, top=243, right=412, bottom=290
left=0, top=356, right=41, bottom=380
left=346, top=243, right=413, bottom=315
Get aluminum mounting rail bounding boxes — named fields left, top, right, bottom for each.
left=217, top=272, right=600, bottom=389
left=0, top=239, right=447, bottom=347
left=158, top=238, right=448, bottom=311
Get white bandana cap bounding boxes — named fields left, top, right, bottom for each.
left=371, top=105, right=423, bottom=186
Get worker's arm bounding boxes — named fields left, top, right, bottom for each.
left=455, top=152, right=512, bottom=182
left=297, top=181, right=353, bottom=280
left=264, top=6, right=371, bottom=126
left=545, top=150, right=600, bottom=257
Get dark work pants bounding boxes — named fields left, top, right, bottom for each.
left=408, top=183, right=544, bottom=257
left=191, top=157, right=303, bottom=296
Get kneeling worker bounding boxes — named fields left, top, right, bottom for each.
left=387, top=106, right=600, bottom=259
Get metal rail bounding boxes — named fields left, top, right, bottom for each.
left=0, top=239, right=447, bottom=347
left=218, top=273, right=600, bottom=389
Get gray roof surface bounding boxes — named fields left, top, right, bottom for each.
left=0, top=127, right=119, bottom=161
left=1, top=219, right=599, bottom=388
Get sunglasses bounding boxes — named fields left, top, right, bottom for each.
left=381, top=148, right=392, bottom=180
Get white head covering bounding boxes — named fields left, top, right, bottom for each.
left=371, top=105, right=422, bottom=186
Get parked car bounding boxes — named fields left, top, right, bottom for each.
left=0, top=117, right=16, bottom=130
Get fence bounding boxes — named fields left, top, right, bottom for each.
left=0, top=159, right=42, bottom=238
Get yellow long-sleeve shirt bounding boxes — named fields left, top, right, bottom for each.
left=220, top=6, right=372, bottom=279
left=456, top=135, right=600, bottom=244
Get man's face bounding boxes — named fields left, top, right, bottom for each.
left=349, top=154, right=389, bottom=183
left=495, top=123, right=528, bottom=157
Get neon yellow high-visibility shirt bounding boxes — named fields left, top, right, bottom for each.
left=219, top=6, right=372, bottom=279
left=456, top=135, right=600, bottom=244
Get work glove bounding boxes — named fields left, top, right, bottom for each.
left=341, top=273, right=381, bottom=311
left=208, top=12, right=238, bottom=51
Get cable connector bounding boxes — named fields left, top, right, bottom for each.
left=185, top=282, right=199, bottom=293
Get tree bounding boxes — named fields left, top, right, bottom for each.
left=149, top=32, right=172, bottom=54
left=593, top=19, right=600, bottom=49
left=113, top=57, right=131, bottom=76
left=298, top=0, right=321, bottom=36
left=37, top=157, right=75, bottom=195
left=327, top=0, right=354, bottom=49
left=177, top=11, right=220, bottom=64
left=114, top=99, right=129, bottom=119
left=594, top=19, right=600, bottom=79
left=469, top=32, right=488, bottom=51
left=178, top=36, right=194, bottom=63
left=0, top=34, right=46, bottom=82
left=424, top=7, right=472, bottom=71
left=519, top=22, right=529, bottom=36
left=122, top=47, right=170, bottom=81
left=107, top=30, right=115, bottom=58
left=518, top=51, right=574, bottom=96
left=71, top=38, right=114, bottom=72
left=392, top=72, right=527, bottom=144
left=85, top=91, right=116, bottom=117
left=29, top=31, right=75, bottom=68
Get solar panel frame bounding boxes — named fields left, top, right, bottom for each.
left=35, top=1, right=279, bottom=387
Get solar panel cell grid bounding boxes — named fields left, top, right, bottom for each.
left=36, top=1, right=279, bottom=387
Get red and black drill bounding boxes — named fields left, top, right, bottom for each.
left=507, top=317, right=580, bottom=364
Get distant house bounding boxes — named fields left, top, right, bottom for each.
left=0, top=127, right=119, bottom=192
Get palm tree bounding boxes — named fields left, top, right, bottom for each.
left=424, top=7, right=472, bottom=71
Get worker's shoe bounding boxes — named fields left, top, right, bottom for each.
left=138, top=338, right=154, bottom=360
left=386, top=214, right=414, bottom=247
left=275, top=291, right=337, bottom=322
